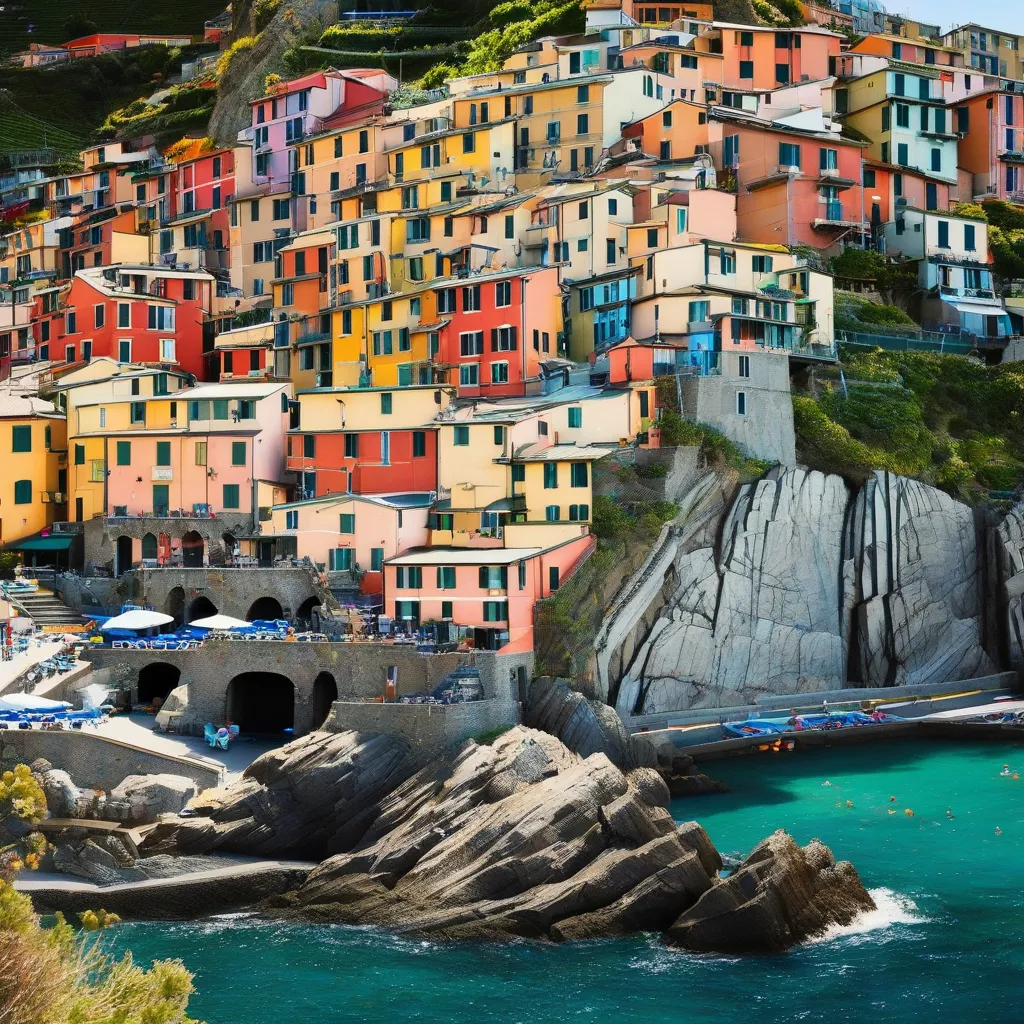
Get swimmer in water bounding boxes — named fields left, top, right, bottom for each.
left=887, top=808, right=896, bottom=815
left=845, top=800, right=854, bottom=808
left=905, top=808, right=915, bottom=817
left=823, top=780, right=832, bottom=787
left=1001, top=765, right=1011, bottom=776
left=946, top=808, right=955, bottom=819
left=1014, top=773, right=1020, bottom=780
left=889, top=796, right=897, bottom=802
left=995, top=826, right=1003, bottom=836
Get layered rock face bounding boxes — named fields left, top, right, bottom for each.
left=994, top=500, right=1024, bottom=676
left=142, top=731, right=417, bottom=860
left=617, top=469, right=994, bottom=717
left=668, top=830, right=874, bottom=953
left=143, top=727, right=874, bottom=949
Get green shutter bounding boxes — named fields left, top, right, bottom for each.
left=213, top=400, right=229, bottom=420
left=371, top=547, right=384, bottom=571
left=13, top=479, right=32, bottom=504
left=156, top=441, right=171, bottom=466
left=479, top=566, right=488, bottom=588
left=413, top=431, right=426, bottom=457
left=339, top=513, right=355, bottom=534
left=116, top=441, right=131, bottom=466
left=11, top=425, right=31, bottom=452
left=222, top=483, right=240, bottom=509
left=152, top=484, right=169, bottom=514
left=232, top=441, right=247, bottom=466
left=74, top=444, right=85, bottom=465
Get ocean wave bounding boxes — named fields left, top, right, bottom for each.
left=807, top=888, right=928, bottom=945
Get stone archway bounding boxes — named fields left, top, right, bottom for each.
left=182, top=531, right=205, bottom=568
left=138, top=663, right=181, bottom=704
left=186, top=595, right=218, bottom=623
left=246, top=596, right=285, bottom=622
left=295, top=595, right=322, bottom=630
left=312, top=671, right=338, bottom=730
left=226, top=672, right=295, bottom=735
left=166, top=586, right=186, bottom=627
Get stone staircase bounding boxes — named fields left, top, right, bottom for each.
left=8, top=588, right=84, bottom=627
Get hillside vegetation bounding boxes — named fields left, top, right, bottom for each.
left=794, top=348, right=1024, bottom=500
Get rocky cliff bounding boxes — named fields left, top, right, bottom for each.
left=616, top=468, right=997, bottom=718
left=142, top=727, right=874, bottom=950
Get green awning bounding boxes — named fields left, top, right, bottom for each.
left=8, top=536, right=75, bottom=551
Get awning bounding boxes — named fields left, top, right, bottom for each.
left=950, top=301, right=1011, bottom=318
left=7, top=535, right=74, bottom=551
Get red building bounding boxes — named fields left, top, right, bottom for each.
left=286, top=421, right=439, bottom=497
left=57, top=265, right=215, bottom=380
left=434, top=266, right=561, bottom=399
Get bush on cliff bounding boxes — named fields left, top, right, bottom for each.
left=0, top=764, right=198, bottom=1024
left=794, top=349, right=1024, bottom=498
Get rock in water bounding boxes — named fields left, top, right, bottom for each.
left=667, top=829, right=875, bottom=953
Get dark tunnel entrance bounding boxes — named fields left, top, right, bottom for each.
left=137, top=663, right=181, bottom=704
left=226, top=672, right=295, bottom=736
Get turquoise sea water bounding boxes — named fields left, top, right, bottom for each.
left=107, top=739, right=1024, bottom=1023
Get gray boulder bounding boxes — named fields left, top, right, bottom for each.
left=105, top=774, right=198, bottom=825
left=668, top=829, right=875, bottom=953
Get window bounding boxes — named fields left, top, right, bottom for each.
left=93, top=304, right=105, bottom=329
left=608, top=198, right=618, bottom=216
left=152, top=441, right=169, bottom=467
left=577, top=84, right=589, bottom=102
left=576, top=113, right=589, bottom=135
left=545, top=505, right=560, bottom=522
left=116, top=440, right=131, bottom=465
left=739, top=60, right=753, bottom=79
left=738, top=355, right=750, bottom=378
left=819, top=147, right=838, bottom=171
left=454, top=425, right=470, bottom=446
left=568, top=407, right=582, bottom=428
left=462, top=132, right=476, bottom=153
left=896, top=103, right=910, bottom=128
left=483, top=601, right=507, bottom=622
left=937, top=220, right=950, bottom=248
left=570, top=462, right=588, bottom=487
left=863, top=168, right=876, bottom=188
left=74, top=443, right=85, bottom=465
left=13, top=480, right=31, bottom=504
left=775, top=63, right=790, bottom=84
left=437, top=566, right=456, bottom=589
left=491, top=362, right=509, bottom=384
left=606, top=238, right=616, bottom=264
left=495, top=280, right=512, bottom=307
left=412, top=430, right=426, bottom=458
left=460, top=364, right=479, bottom=387
left=222, top=483, right=240, bottom=509
left=568, top=504, right=590, bottom=521
left=752, top=254, right=773, bottom=273
left=230, top=440, right=246, bottom=466
left=460, top=331, right=484, bottom=356
left=160, top=339, right=175, bottom=362
left=66, top=311, right=76, bottom=334
left=11, top=425, right=31, bottom=452
left=688, top=300, right=710, bottom=323
left=965, top=224, right=976, bottom=251
left=897, top=143, right=909, bottom=166
left=647, top=228, right=659, bottom=247
left=285, top=510, right=299, bottom=530
left=396, top=566, right=422, bottom=588
left=543, top=463, right=558, bottom=489
left=930, top=148, right=941, bottom=172
left=462, top=285, right=481, bottom=312
left=329, top=548, right=353, bottom=571
left=272, top=198, right=290, bottom=221
left=736, top=391, right=747, bottom=416
left=130, top=402, right=146, bottom=425
left=90, top=460, right=105, bottom=483
left=380, top=393, right=392, bottom=416
left=147, top=306, right=175, bottom=331
left=339, top=513, right=355, bottom=534
left=779, top=142, right=801, bottom=168
left=195, top=441, right=207, bottom=466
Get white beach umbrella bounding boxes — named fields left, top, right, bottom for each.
left=98, top=610, right=174, bottom=631
left=0, top=694, right=72, bottom=712
left=188, top=614, right=252, bottom=630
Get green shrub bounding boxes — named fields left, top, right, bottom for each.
left=254, top=0, right=282, bottom=33
left=217, top=35, right=258, bottom=78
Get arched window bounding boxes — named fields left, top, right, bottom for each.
left=141, top=533, right=158, bottom=560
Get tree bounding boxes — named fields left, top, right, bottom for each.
left=62, top=14, right=98, bottom=41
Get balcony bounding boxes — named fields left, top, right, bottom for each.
left=817, top=167, right=857, bottom=189
left=999, top=151, right=1024, bottom=164
left=812, top=202, right=866, bottom=229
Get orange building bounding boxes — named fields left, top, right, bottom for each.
left=954, top=89, right=1024, bottom=202
left=849, top=33, right=964, bottom=68
left=696, top=23, right=841, bottom=92
left=620, top=99, right=709, bottom=162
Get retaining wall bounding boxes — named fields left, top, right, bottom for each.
left=0, top=729, right=224, bottom=791
left=326, top=699, right=520, bottom=758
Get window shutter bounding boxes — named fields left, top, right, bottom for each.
left=509, top=326, right=517, bottom=350
left=491, top=328, right=499, bottom=352
left=437, top=566, right=445, bottom=588
left=479, top=566, right=488, bottom=588
left=499, top=566, right=508, bottom=589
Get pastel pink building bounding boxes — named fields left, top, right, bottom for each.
left=384, top=536, right=595, bottom=652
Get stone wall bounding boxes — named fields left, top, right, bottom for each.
left=680, top=351, right=796, bottom=466
left=325, top=699, right=521, bottom=759
left=83, top=514, right=255, bottom=573
left=58, top=566, right=322, bottom=622
left=84, top=640, right=530, bottom=736
left=0, top=730, right=223, bottom=791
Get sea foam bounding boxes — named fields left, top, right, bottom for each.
left=808, top=888, right=928, bottom=944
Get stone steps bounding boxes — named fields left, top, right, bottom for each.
left=10, top=589, right=84, bottom=626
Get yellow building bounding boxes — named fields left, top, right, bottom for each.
left=0, top=394, right=67, bottom=548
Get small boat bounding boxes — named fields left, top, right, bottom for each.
left=723, top=710, right=900, bottom=739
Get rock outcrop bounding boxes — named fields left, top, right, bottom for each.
left=142, top=727, right=871, bottom=950
left=526, top=677, right=727, bottom=796
left=668, top=830, right=874, bottom=953
left=993, top=500, right=1024, bottom=676
left=142, top=730, right=417, bottom=860
left=617, top=469, right=995, bottom=717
